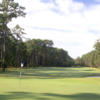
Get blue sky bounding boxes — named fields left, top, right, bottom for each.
left=8, top=0, right=100, bottom=58
left=40, top=0, right=56, bottom=3
left=40, top=0, right=100, bottom=6
left=40, top=0, right=51, bottom=3
left=73, top=0, right=100, bottom=6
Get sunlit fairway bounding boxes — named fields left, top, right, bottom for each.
left=0, top=67, right=100, bottom=100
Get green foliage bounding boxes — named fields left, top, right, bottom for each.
left=77, top=39, right=100, bottom=67
left=0, top=0, right=25, bottom=71
left=0, top=37, right=74, bottom=67
left=0, top=0, right=74, bottom=68
left=25, top=39, right=74, bottom=67
left=75, top=57, right=83, bottom=66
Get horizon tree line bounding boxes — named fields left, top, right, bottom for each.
left=0, top=0, right=74, bottom=71
left=75, top=39, right=100, bottom=68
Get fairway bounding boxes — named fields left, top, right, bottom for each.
left=0, top=67, right=100, bottom=100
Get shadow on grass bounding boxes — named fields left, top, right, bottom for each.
left=0, top=92, right=100, bottom=100
left=43, top=93, right=100, bottom=100
left=0, top=92, right=50, bottom=100
left=0, top=67, right=100, bottom=79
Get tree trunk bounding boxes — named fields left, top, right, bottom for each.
left=0, top=39, right=3, bottom=68
left=2, top=31, right=6, bottom=72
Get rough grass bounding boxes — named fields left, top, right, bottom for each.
left=0, top=67, right=100, bottom=100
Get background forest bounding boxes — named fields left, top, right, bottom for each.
left=75, top=40, right=100, bottom=67
left=0, top=36, right=74, bottom=67
left=0, top=0, right=100, bottom=71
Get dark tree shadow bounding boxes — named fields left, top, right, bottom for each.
left=0, top=92, right=100, bottom=100
left=0, top=92, right=50, bottom=100
left=43, top=93, right=100, bottom=100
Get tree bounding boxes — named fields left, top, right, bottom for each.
left=12, top=24, right=26, bottom=66
left=94, top=39, right=100, bottom=54
left=0, top=0, right=25, bottom=71
left=12, top=24, right=25, bottom=40
left=78, top=39, right=100, bottom=68
left=25, top=39, right=74, bottom=67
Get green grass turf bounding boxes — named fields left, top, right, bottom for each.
left=0, top=67, right=100, bottom=100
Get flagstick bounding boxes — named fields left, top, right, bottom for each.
left=20, top=69, right=22, bottom=78
left=19, top=67, right=22, bottom=88
left=19, top=62, right=23, bottom=88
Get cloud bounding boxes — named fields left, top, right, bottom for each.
left=7, top=0, right=100, bottom=58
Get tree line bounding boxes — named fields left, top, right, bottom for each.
left=25, top=39, right=74, bottom=67
left=2, top=0, right=100, bottom=70
left=0, top=0, right=74, bottom=71
left=0, top=36, right=74, bottom=68
left=75, top=39, right=100, bottom=68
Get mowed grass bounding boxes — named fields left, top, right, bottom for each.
left=0, top=67, right=100, bottom=100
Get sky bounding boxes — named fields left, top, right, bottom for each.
left=6, top=0, right=100, bottom=58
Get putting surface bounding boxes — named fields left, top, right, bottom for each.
left=0, top=67, right=100, bottom=100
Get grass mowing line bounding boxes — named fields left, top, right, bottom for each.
left=0, top=67, right=100, bottom=100
left=1, top=67, right=100, bottom=79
